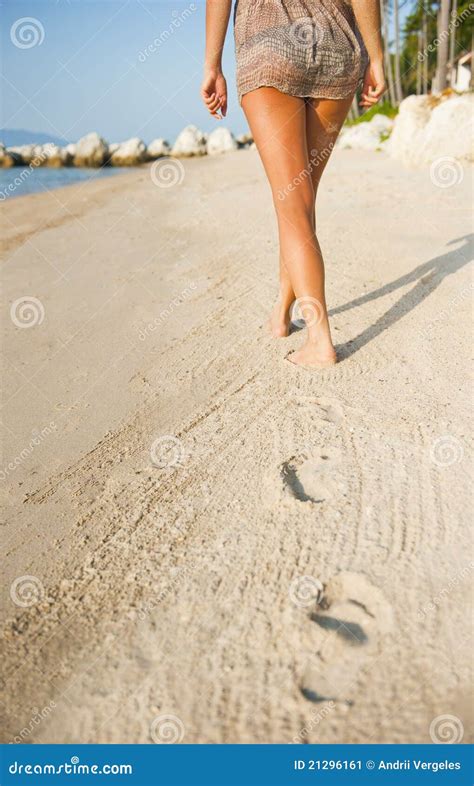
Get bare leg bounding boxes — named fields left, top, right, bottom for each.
left=270, top=95, right=353, bottom=339
left=243, top=87, right=342, bottom=366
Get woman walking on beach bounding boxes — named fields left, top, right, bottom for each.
left=202, top=0, right=385, bottom=368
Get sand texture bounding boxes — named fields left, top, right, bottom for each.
left=1, top=149, right=472, bottom=744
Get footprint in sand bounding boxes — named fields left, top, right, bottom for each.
left=299, top=572, right=393, bottom=705
left=280, top=449, right=346, bottom=504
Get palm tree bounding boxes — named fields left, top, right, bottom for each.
left=435, top=0, right=451, bottom=91
left=381, top=0, right=397, bottom=104
left=393, top=0, right=404, bottom=103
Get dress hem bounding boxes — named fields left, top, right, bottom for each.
left=238, top=80, right=360, bottom=106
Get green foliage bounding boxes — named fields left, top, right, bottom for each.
left=345, top=103, right=398, bottom=127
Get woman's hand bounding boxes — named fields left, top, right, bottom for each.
left=201, top=69, right=228, bottom=119
left=360, top=60, right=386, bottom=108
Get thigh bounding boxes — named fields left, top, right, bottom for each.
left=242, top=87, right=314, bottom=209
left=305, top=95, right=354, bottom=193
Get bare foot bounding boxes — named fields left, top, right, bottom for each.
left=267, top=299, right=291, bottom=338
left=286, top=342, right=337, bottom=369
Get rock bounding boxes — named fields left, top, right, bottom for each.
left=7, top=145, right=37, bottom=165
left=73, top=132, right=108, bottom=167
left=421, top=93, right=474, bottom=164
left=109, top=137, right=147, bottom=166
left=369, top=114, right=394, bottom=134
left=206, top=127, right=238, bottom=155
left=385, top=95, right=433, bottom=166
left=236, top=132, right=253, bottom=147
left=0, top=143, right=15, bottom=168
left=338, top=112, right=394, bottom=152
left=386, top=93, right=473, bottom=166
left=171, top=125, right=206, bottom=157
left=147, top=138, right=170, bottom=159
left=338, top=123, right=383, bottom=152
left=61, top=143, right=76, bottom=166
left=42, top=144, right=63, bottom=167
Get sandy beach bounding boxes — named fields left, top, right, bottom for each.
left=1, top=147, right=472, bottom=744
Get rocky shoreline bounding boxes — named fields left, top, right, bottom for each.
left=1, top=92, right=471, bottom=170
left=0, top=126, right=252, bottom=169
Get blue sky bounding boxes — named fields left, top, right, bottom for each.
left=1, top=0, right=247, bottom=144
left=1, top=0, right=412, bottom=146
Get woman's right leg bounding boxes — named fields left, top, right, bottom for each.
left=242, top=87, right=336, bottom=366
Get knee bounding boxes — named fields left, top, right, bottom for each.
left=274, top=186, right=314, bottom=228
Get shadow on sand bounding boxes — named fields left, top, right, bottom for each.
left=329, top=233, right=473, bottom=360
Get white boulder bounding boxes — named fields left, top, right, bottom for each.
left=338, top=123, right=382, bottom=152
left=369, top=114, right=394, bottom=134
left=421, top=93, right=473, bottom=164
left=206, top=127, right=238, bottom=155
left=147, top=138, right=170, bottom=159
left=73, top=132, right=108, bottom=167
left=387, top=94, right=473, bottom=166
left=171, top=125, right=207, bottom=157
left=42, top=144, right=63, bottom=167
left=236, top=132, right=253, bottom=147
left=109, top=137, right=147, bottom=166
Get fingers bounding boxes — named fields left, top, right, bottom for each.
left=203, top=91, right=227, bottom=119
left=359, top=83, right=386, bottom=108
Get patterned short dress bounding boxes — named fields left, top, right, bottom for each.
left=234, top=0, right=368, bottom=104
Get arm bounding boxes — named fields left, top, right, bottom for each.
left=201, top=0, right=232, bottom=119
left=352, top=0, right=386, bottom=108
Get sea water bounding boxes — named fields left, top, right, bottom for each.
left=0, top=165, right=130, bottom=200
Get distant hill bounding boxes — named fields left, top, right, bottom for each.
left=0, top=129, right=70, bottom=147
